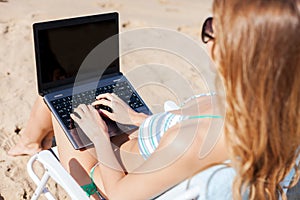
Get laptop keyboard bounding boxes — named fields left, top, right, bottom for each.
left=51, top=81, right=145, bottom=129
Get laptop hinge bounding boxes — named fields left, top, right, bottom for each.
left=40, top=72, right=123, bottom=96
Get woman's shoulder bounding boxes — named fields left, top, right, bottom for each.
left=157, top=113, right=226, bottom=162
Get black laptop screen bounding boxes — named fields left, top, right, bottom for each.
left=34, top=13, right=120, bottom=95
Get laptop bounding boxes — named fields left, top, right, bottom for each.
left=33, top=12, right=151, bottom=150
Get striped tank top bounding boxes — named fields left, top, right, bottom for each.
left=138, top=112, right=222, bottom=159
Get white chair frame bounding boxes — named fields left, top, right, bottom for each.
left=27, top=147, right=89, bottom=200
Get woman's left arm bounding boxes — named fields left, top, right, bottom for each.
left=71, top=104, right=226, bottom=200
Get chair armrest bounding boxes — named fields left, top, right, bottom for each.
left=27, top=149, right=89, bottom=200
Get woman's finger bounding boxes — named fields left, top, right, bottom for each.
left=92, top=99, right=112, bottom=107
left=77, top=104, right=89, bottom=113
left=99, top=109, right=113, bottom=119
left=87, top=104, right=95, bottom=111
left=96, top=93, right=113, bottom=100
left=73, top=107, right=83, bottom=116
left=87, top=105, right=99, bottom=118
left=70, top=113, right=80, bottom=123
left=87, top=104, right=102, bottom=117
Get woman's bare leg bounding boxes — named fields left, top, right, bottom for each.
left=8, top=96, right=54, bottom=156
left=52, top=115, right=106, bottom=199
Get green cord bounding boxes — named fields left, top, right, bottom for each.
left=188, top=115, right=222, bottom=119
left=80, top=164, right=102, bottom=198
left=90, top=163, right=97, bottom=183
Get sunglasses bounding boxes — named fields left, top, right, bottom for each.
left=201, top=17, right=214, bottom=43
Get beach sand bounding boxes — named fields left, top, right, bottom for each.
left=0, top=0, right=213, bottom=199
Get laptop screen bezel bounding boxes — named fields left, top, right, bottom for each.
left=33, top=12, right=120, bottom=96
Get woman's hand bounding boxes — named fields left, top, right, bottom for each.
left=92, top=93, right=148, bottom=126
left=70, top=104, right=109, bottom=141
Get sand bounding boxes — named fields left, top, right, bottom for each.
left=0, top=0, right=213, bottom=199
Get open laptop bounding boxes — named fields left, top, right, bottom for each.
left=33, top=12, right=151, bottom=150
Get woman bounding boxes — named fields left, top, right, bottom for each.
left=211, top=0, right=300, bottom=199
left=9, top=0, right=300, bottom=199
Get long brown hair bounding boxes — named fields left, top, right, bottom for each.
left=212, top=0, right=300, bottom=199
